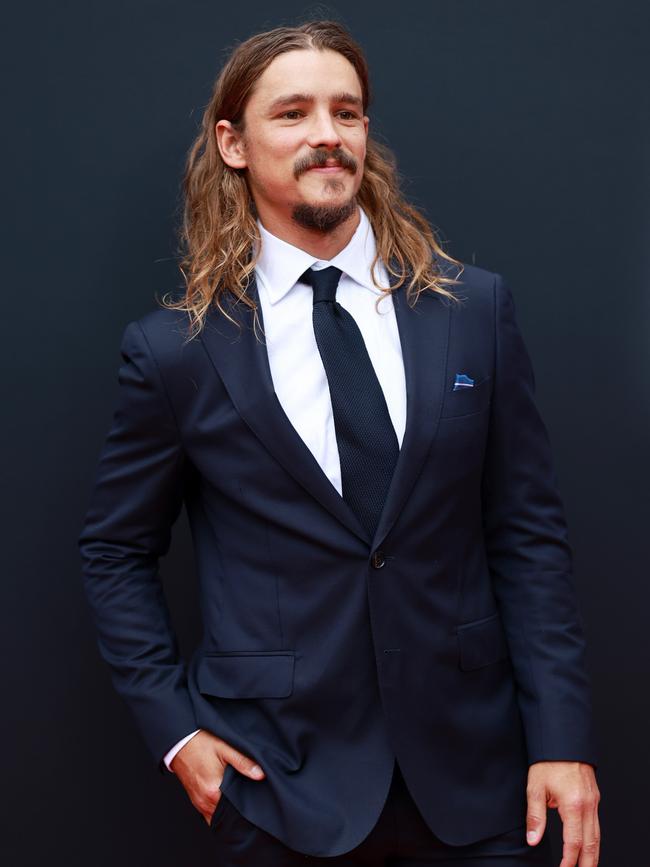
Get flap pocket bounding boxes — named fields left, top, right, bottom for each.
left=441, top=375, right=492, bottom=418
left=197, top=650, right=295, bottom=698
left=457, top=612, right=509, bottom=671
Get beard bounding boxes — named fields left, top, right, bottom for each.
left=291, top=193, right=358, bottom=233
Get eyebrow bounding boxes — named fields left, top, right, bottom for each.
left=267, top=92, right=363, bottom=112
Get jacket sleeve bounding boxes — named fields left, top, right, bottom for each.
left=481, top=272, right=598, bottom=768
left=78, top=320, right=199, bottom=774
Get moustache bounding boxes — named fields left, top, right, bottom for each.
left=294, top=149, right=358, bottom=180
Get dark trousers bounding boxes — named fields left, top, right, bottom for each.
left=209, top=759, right=554, bottom=866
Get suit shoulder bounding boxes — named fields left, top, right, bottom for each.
left=129, top=303, right=200, bottom=373
left=439, top=257, right=498, bottom=296
left=135, top=303, right=192, bottom=341
left=132, top=303, right=194, bottom=349
left=431, top=256, right=499, bottom=316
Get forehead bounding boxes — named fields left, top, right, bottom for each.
left=249, top=48, right=363, bottom=108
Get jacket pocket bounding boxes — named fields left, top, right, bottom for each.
left=456, top=612, right=510, bottom=671
left=440, top=375, right=492, bottom=418
left=197, top=650, right=295, bottom=698
left=209, top=789, right=232, bottom=831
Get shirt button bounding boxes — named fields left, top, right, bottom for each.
left=371, top=550, right=386, bottom=569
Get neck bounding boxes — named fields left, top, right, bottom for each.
left=256, top=203, right=361, bottom=260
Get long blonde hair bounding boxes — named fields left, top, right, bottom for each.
left=162, top=20, right=464, bottom=339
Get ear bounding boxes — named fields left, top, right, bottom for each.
left=215, top=119, right=247, bottom=170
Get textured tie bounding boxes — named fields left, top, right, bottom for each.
left=301, top=265, right=399, bottom=539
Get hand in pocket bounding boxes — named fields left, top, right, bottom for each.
left=170, top=729, right=265, bottom=825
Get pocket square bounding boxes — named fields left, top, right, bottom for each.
left=453, top=373, right=475, bottom=391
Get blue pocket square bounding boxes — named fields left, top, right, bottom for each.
left=453, top=373, right=475, bottom=391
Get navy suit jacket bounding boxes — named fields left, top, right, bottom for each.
left=78, top=255, right=597, bottom=857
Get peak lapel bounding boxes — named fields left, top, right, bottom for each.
left=370, top=268, right=451, bottom=550
left=199, top=274, right=371, bottom=545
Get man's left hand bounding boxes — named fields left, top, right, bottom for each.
left=526, top=761, right=601, bottom=866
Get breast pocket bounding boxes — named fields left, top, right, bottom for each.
left=440, top=375, right=492, bottom=419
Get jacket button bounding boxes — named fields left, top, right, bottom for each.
left=371, top=550, right=386, bottom=569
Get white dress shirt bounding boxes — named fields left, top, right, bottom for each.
left=163, top=205, right=407, bottom=771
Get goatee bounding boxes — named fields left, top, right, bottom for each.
left=291, top=197, right=358, bottom=233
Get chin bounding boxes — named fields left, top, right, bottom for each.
left=291, top=195, right=358, bottom=232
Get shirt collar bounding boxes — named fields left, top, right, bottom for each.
left=254, top=206, right=386, bottom=305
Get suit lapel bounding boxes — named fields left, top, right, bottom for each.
left=370, top=269, right=451, bottom=550
left=199, top=275, right=371, bottom=544
left=199, top=263, right=451, bottom=549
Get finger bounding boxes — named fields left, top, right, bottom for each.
left=200, top=783, right=226, bottom=826
left=220, top=746, right=265, bottom=780
left=525, top=785, right=547, bottom=846
left=195, top=781, right=223, bottom=821
left=558, top=800, right=584, bottom=867
left=593, top=811, right=601, bottom=865
left=203, top=804, right=219, bottom=826
left=577, top=795, right=601, bottom=866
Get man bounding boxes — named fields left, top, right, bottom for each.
left=78, top=19, right=601, bottom=867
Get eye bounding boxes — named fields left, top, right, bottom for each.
left=280, top=110, right=303, bottom=120
left=337, top=111, right=358, bottom=120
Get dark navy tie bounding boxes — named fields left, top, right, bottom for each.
left=300, top=265, right=399, bottom=539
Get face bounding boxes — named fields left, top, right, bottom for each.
left=216, top=48, right=369, bottom=233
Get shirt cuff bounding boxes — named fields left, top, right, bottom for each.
left=163, top=729, right=202, bottom=772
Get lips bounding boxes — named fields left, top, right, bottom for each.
left=294, top=152, right=356, bottom=179
left=308, top=162, right=345, bottom=171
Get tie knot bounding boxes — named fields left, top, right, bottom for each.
left=301, top=266, right=343, bottom=304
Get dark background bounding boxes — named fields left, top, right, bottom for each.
left=4, top=1, right=648, bottom=864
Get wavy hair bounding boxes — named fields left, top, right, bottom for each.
left=162, top=20, right=464, bottom=340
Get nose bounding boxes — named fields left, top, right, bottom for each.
left=305, top=109, right=342, bottom=149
